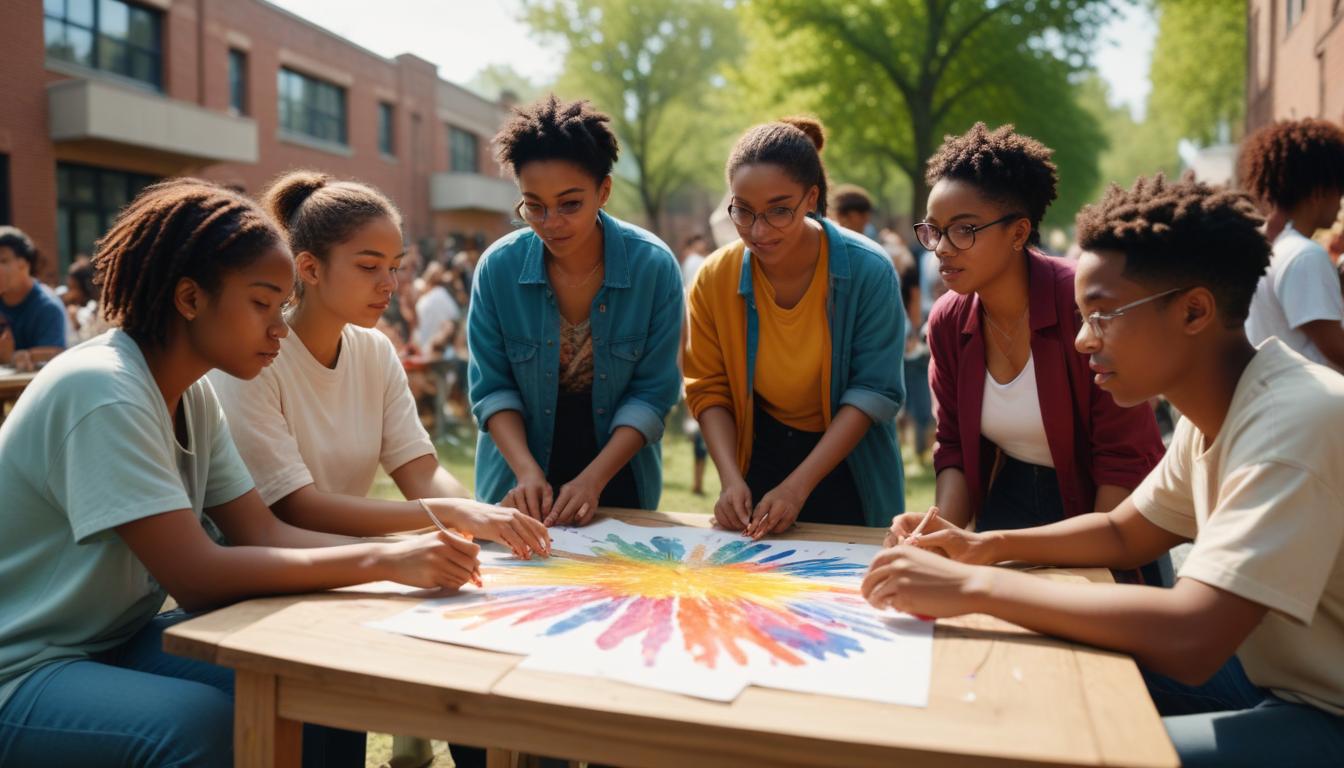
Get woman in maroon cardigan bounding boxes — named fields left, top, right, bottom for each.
left=918, top=124, right=1165, bottom=578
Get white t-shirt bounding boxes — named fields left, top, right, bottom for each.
left=1132, top=338, right=1344, bottom=715
left=980, top=354, right=1054, bottom=468
left=414, top=285, right=461, bottom=352
left=210, top=323, right=434, bottom=506
left=0, top=330, right=254, bottom=709
left=1245, top=223, right=1344, bottom=368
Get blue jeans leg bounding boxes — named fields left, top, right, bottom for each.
left=1144, top=656, right=1344, bottom=766
left=120, top=611, right=367, bottom=768
left=0, top=610, right=365, bottom=768
left=0, top=656, right=234, bottom=768
left=1165, top=697, right=1344, bottom=767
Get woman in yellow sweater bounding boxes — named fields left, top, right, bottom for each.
left=685, top=118, right=906, bottom=538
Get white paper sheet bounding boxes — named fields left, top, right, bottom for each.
left=368, top=519, right=933, bottom=706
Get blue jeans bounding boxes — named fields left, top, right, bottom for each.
left=0, top=611, right=365, bottom=768
left=1144, top=657, right=1344, bottom=767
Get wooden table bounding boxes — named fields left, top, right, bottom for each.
left=164, top=509, right=1178, bottom=768
left=0, top=367, right=37, bottom=417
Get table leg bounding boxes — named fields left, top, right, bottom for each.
left=486, top=748, right=516, bottom=768
left=235, top=669, right=302, bottom=768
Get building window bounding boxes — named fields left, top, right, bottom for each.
left=228, top=49, right=247, bottom=115
left=1287, top=0, right=1306, bottom=30
left=449, top=127, right=479, bottom=173
left=55, top=163, right=156, bottom=270
left=378, top=102, right=395, bottom=156
left=278, top=68, right=347, bottom=145
left=44, top=0, right=163, bottom=89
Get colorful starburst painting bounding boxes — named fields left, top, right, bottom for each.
left=369, top=519, right=933, bottom=705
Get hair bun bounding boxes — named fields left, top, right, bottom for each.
left=779, top=116, right=825, bottom=152
left=263, top=170, right=330, bottom=227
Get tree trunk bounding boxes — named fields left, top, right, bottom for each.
left=907, top=101, right=937, bottom=228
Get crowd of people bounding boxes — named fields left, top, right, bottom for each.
left=1, top=93, right=1343, bottom=768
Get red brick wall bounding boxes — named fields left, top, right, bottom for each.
left=0, top=0, right=512, bottom=282
left=1247, top=0, right=1344, bottom=132
left=0, top=2, right=60, bottom=282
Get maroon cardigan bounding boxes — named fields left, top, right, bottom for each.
left=928, top=249, right=1164, bottom=519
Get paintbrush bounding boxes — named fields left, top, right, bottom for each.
left=418, top=499, right=483, bottom=588
left=902, top=505, right=940, bottom=545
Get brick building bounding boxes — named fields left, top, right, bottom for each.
left=1247, top=0, right=1344, bottom=132
left=0, top=0, right=520, bottom=282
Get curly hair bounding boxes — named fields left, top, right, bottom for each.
left=1238, top=118, right=1344, bottom=211
left=493, top=94, right=619, bottom=181
left=262, top=170, right=400, bottom=261
left=0, top=226, right=39, bottom=271
left=94, top=178, right=286, bottom=345
left=727, top=116, right=830, bottom=216
left=1075, top=173, right=1269, bottom=326
left=925, top=122, right=1058, bottom=246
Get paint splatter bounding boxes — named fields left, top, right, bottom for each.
left=440, top=533, right=893, bottom=669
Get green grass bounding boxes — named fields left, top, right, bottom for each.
left=364, top=422, right=934, bottom=767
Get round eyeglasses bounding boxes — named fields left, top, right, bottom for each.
left=913, top=212, right=1024, bottom=251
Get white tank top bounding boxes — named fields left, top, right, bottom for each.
left=980, top=353, right=1054, bottom=468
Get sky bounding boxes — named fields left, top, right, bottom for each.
left=266, top=0, right=1157, bottom=118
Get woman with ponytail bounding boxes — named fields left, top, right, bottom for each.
left=684, top=117, right=906, bottom=537
left=210, top=172, right=548, bottom=558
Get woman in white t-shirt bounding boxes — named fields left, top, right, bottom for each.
left=211, top=173, right=549, bottom=768
left=211, top=172, right=549, bottom=552
left=0, top=179, right=483, bottom=767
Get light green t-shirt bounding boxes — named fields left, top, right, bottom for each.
left=0, top=330, right=255, bottom=711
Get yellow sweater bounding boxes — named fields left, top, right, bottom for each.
left=684, top=241, right=833, bottom=472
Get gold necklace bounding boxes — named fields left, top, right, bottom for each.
left=548, top=257, right=603, bottom=288
left=982, top=305, right=1028, bottom=359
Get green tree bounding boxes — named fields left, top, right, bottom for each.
left=1147, top=0, right=1245, bottom=146
left=1077, top=73, right=1180, bottom=204
left=742, top=0, right=1120, bottom=225
left=522, top=0, right=741, bottom=233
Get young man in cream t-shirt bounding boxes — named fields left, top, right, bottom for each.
left=864, top=175, right=1344, bottom=767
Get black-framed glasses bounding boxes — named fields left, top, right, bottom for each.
left=1083, top=287, right=1189, bottom=338
left=727, top=198, right=806, bottom=230
left=913, top=212, right=1024, bottom=251
left=515, top=198, right=586, bottom=225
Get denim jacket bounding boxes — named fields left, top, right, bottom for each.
left=467, top=210, right=684, bottom=509
left=740, top=218, right=907, bottom=524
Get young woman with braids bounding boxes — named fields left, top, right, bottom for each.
left=468, top=95, right=683, bottom=525
left=684, top=117, right=906, bottom=539
left=0, top=179, right=482, bottom=767
left=914, top=124, right=1164, bottom=581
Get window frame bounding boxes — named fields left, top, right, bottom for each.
left=448, top=126, right=479, bottom=173
left=378, top=102, right=396, bottom=157
left=277, top=67, right=349, bottom=146
left=55, top=162, right=157, bottom=271
left=44, top=0, right=163, bottom=90
left=228, top=48, right=248, bottom=116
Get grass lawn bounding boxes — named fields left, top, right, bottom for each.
left=364, top=422, right=934, bottom=767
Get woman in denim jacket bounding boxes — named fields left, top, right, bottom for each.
left=468, top=96, right=683, bottom=526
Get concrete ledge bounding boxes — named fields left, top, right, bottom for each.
left=48, top=77, right=258, bottom=164
left=277, top=129, right=354, bottom=158
left=430, top=172, right=518, bottom=215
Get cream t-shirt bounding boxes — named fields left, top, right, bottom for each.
left=209, top=324, right=434, bottom=505
left=1132, top=338, right=1344, bottom=715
